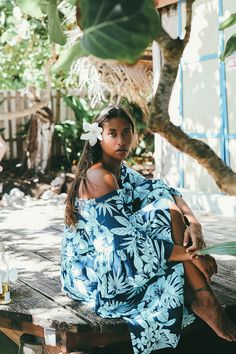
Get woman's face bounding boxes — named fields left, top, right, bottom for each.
left=100, top=117, right=134, bottom=162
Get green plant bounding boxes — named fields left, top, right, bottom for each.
left=54, top=96, right=100, bottom=168
left=219, top=13, right=236, bottom=60
left=16, top=120, right=30, bottom=139
left=16, top=0, right=161, bottom=73
left=197, top=242, right=236, bottom=256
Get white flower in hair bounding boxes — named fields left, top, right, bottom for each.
left=80, top=121, right=103, bottom=147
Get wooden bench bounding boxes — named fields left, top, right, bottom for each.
left=0, top=204, right=236, bottom=353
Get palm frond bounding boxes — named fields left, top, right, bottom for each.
left=68, top=56, right=152, bottom=116
left=59, top=3, right=152, bottom=116
left=197, top=242, right=236, bottom=256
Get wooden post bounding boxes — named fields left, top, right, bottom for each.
left=54, top=90, right=62, bottom=157
left=7, top=91, right=13, bottom=159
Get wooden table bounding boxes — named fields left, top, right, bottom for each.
left=0, top=201, right=130, bottom=353
left=0, top=201, right=236, bottom=353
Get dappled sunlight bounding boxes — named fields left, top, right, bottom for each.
left=229, top=140, right=236, bottom=171
left=183, top=0, right=218, bottom=61
left=169, top=70, right=182, bottom=126
left=1, top=201, right=64, bottom=231
left=155, top=139, right=181, bottom=187
left=7, top=250, right=60, bottom=275
left=225, top=58, right=236, bottom=135
left=182, top=61, right=220, bottom=134
left=183, top=138, right=220, bottom=193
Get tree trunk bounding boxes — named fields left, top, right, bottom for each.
left=24, top=106, right=54, bottom=174
left=149, top=0, right=236, bottom=195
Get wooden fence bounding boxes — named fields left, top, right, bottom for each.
left=0, top=90, right=75, bottom=160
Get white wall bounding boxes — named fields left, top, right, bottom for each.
left=153, top=0, right=236, bottom=194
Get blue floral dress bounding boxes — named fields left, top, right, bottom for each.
left=61, top=164, right=195, bottom=354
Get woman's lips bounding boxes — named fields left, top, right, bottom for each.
left=115, top=149, right=128, bottom=156
left=116, top=149, right=128, bottom=152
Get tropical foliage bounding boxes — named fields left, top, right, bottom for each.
left=54, top=96, right=100, bottom=168
left=197, top=242, right=236, bottom=257
left=16, top=0, right=161, bottom=73
left=0, top=0, right=52, bottom=89
left=219, top=13, right=236, bottom=60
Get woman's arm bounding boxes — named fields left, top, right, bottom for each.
left=169, top=245, right=217, bottom=282
left=173, top=196, right=205, bottom=252
left=169, top=244, right=194, bottom=262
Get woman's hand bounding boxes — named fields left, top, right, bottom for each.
left=190, top=254, right=218, bottom=282
left=183, top=221, right=205, bottom=252
left=173, top=196, right=206, bottom=252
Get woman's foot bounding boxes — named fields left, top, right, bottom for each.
left=191, top=291, right=236, bottom=341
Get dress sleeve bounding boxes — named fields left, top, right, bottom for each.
left=123, top=165, right=181, bottom=211
left=132, top=178, right=182, bottom=209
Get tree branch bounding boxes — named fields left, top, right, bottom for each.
left=184, top=0, right=195, bottom=45
left=149, top=0, right=236, bottom=194
left=152, top=119, right=236, bottom=194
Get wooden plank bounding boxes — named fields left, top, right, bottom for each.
left=0, top=227, right=129, bottom=332
left=7, top=91, right=13, bottom=158
left=1, top=327, right=25, bottom=346
left=64, top=329, right=130, bottom=352
left=0, top=318, right=43, bottom=337
left=1, top=306, right=129, bottom=352
left=3, top=229, right=236, bottom=333
left=0, top=281, right=86, bottom=331
left=16, top=91, right=24, bottom=159
left=3, top=242, right=129, bottom=333
left=0, top=228, right=62, bottom=264
left=2, top=91, right=10, bottom=158
left=0, top=328, right=63, bottom=354
left=1, top=206, right=236, bottom=352
left=1, top=215, right=236, bottom=331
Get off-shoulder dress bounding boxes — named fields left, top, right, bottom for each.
left=61, top=164, right=195, bottom=354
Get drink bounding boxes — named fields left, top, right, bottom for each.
left=0, top=282, right=11, bottom=304
left=0, top=243, right=11, bottom=305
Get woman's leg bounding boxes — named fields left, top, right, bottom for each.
left=169, top=201, right=236, bottom=341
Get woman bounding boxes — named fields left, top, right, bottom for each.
left=61, top=106, right=236, bottom=354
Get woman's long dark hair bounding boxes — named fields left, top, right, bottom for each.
left=65, top=106, right=135, bottom=226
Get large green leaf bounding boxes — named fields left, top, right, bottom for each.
left=16, top=0, right=45, bottom=18
left=38, top=0, right=50, bottom=14
left=219, top=13, right=236, bottom=30
left=17, top=0, right=66, bottom=45
left=220, top=33, right=236, bottom=60
left=52, top=42, right=88, bottom=73
left=48, top=0, right=66, bottom=45
left=67, top=0, right=77, bottom=5
left=197, top=242, right=236, bottom=256
left=53, top=0, right=161, bottom=72
left=79, top=0, right=160, bottom=63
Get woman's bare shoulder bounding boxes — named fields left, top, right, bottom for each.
left=79, top=163, right=119, bottom=199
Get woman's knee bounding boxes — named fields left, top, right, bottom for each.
left=167, top=200, right=187, bottom=243
left=167, top=200, right=185, bottom=223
